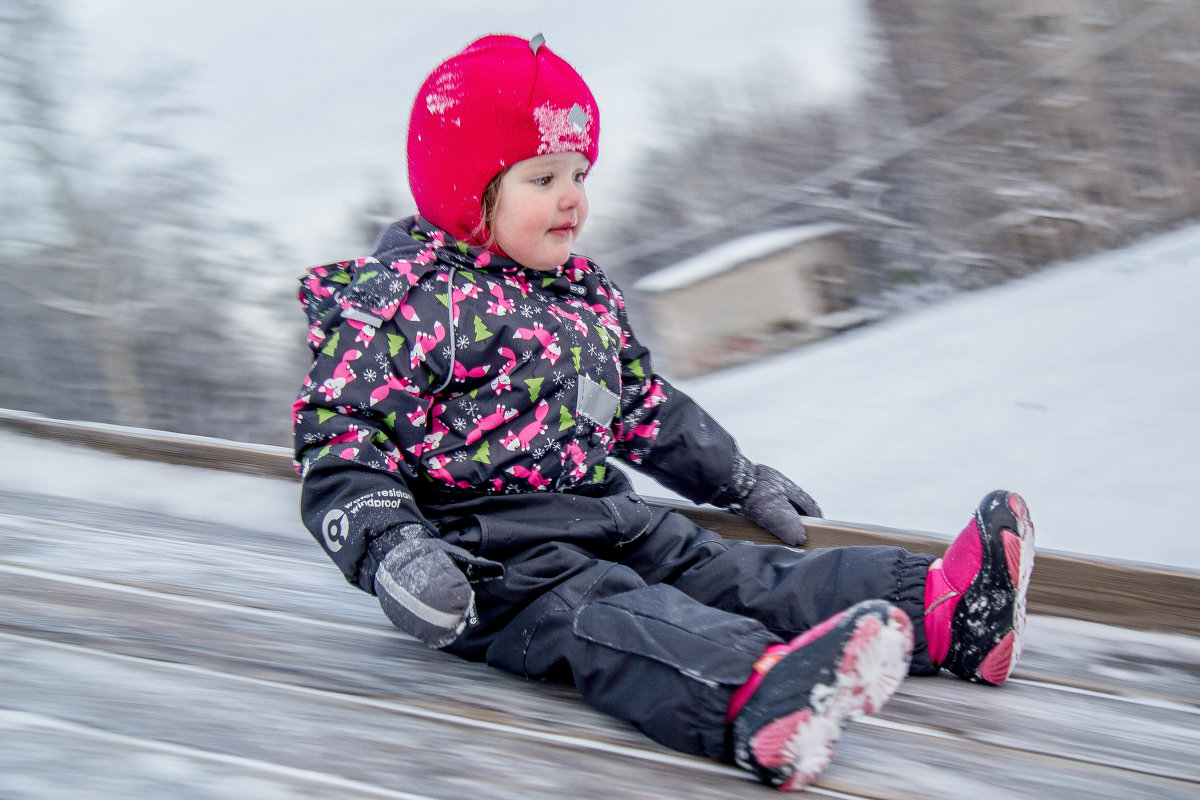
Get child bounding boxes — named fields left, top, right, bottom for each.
left=293, top=34, right=1035, bottom=792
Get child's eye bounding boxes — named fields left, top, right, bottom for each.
left=574, top=171, right=588, bottom=183
left=532, top=175, right=553, bottom=186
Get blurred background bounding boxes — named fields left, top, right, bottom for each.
left=2, top=0, right=1198, bottom=559
left=2, top=7, right=1197, bottom=796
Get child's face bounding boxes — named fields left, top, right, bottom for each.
left=490, top=152, right=590, bottom=271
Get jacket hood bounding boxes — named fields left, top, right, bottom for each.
left=372, top=215, right=429, bottom=262
left=297, top=217, right=435, bottom=351
left=297, top=216, right=528, bottom=355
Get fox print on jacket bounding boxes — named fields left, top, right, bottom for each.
left=293, top=217, right=753, bottom=590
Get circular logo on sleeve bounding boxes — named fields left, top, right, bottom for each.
left=322, top=509, right=350, bottom=552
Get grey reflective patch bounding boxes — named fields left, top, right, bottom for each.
left=567, top=103, right=588, bottom=131
left=576, top=375, right=619, bottom=425
left=342, top=307, right=383, bottom=327
left=376, top=565, right=466, bottom=632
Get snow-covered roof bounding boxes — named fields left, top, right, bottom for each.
left=633, top=223, right=846, bottom=294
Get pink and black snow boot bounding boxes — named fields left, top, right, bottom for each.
left=924, top=490, right=1036, bottom=685
left=728, top=599, right=914, bottom=791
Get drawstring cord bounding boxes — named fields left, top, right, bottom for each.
left=430, top=265, right=458, bottom=396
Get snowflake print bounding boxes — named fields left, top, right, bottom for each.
left=452, top=416, right=469, bottom=431
left=390, top=279, right=403, bottom=293
left=363, top=369, right=377, bottom=382
left=462, top=400, right=479, bottom=417
left=520, top=304, right=534, bottom=317
left=457, top=334, right=471, bottom=349
left=376, top=352, right=389, bottom=368
left=441, top=345, right=452, bottom=359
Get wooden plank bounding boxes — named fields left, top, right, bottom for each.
left=3, top=409, right=1198, bottom=637
left=1016, top=615, right=1200, bottom=706
left=818, top=718, right=1198, bottom=800
left=885, top=672, right=1200, bottom=781
left=5, top=557, right=1191, bottom=773
left=0, top=637, right=757, bottom=800
left=0, top=710, right=437, bottom=800
left=669, top=502, right=1200, bottom=637
left=0, top=408, right=296, bottom=480
left=3, top=504, right=1198, bottom=799
left=4, top=415, right=1200, bottom=798
left=5, top=496, right=1200, bottom=708
left=3, top=574, right=1196, bottom=800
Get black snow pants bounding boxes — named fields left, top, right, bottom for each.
left=425, top=470, right=936, bottom=762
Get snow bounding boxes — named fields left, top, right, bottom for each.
left=0, top=434, right=303, bottom=538
left=2, top=223, right=1198, bottom=571
left=633, top=224, right=847, bottom=293
left=627, top=222, right=1200, bottom=571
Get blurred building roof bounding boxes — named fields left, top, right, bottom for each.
left=633, top=223, right=846, bottom=293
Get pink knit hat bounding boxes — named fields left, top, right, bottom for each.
left=406, top=34, right=600, bottom=245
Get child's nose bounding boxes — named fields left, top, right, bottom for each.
left=559, top=183, right=582, bottom=209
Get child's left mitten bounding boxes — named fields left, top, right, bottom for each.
left=370, top=526, right=499, bottom=649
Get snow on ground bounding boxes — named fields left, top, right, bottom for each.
left=630, top=223, right=1200, bottom=571
left=0, top=433, right=304, bottom=538
left=2, top=224, right=1198, bottom=571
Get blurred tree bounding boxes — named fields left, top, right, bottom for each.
left=863, top=0, right=1200, bottom=285
left=0, top=0, right=299, bottom=444
left=348, top=177, right=414, bottom=251
left=593, top=39, right=930, bottom=303
left=604, top=0, right=1200, bottom=323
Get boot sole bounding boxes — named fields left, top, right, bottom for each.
left=736, top=601, right=913, bottom=791
left=967, top=492, right=1036, bottom=684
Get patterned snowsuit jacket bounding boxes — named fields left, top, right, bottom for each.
left=293, top=217, right=754, bottom=591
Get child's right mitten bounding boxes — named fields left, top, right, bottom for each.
left=370, top=525, right=499, bottom=649
left=732, top=464, right=823, bottom=547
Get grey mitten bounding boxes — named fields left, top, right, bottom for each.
left=371, top=525, right=499, bottom=649
left=736, top=464, right=822, bottom=547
